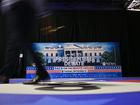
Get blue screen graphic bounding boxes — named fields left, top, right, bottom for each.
left=26, top=42, right=122, bottom=79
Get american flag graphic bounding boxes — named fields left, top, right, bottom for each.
left=26, top=66, right=121, bottom=74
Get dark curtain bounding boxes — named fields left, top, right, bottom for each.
left=123, top=11, right=140, bottom=77
left=0, top=13, right=6, bottom=68
left=39, top=10, right=124, bottom=42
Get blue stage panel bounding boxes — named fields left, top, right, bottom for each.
left=0, top=92, right=140, bottom=105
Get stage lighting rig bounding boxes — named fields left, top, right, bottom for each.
left=126, top=0, right=140, bottom=11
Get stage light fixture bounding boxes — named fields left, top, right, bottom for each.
left=127, top=0, right=140, bottom=11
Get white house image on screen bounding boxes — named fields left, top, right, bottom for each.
left=42, top=43, right=104, bottom=66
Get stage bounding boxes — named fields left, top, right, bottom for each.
left=0, top=78, right=140, bottom=105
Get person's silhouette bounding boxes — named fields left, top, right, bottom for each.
left=0, top=0, right=58, bottom=84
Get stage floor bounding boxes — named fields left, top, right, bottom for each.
left=0, top=77, right=140, bottom=105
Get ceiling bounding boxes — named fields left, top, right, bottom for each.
left=47, top=0, right=128, bottom=11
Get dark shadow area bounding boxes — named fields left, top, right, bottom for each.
left=35, top=82, right=100, bottom=91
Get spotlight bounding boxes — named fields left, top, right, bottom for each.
left=126, top=0, right=140, bottom=11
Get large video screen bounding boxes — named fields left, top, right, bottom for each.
left=26, top=42, right=122, bottom=80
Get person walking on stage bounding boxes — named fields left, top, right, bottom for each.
left=0, top=0, right=57, bottom=84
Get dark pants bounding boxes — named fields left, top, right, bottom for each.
left=0, top=1, right=49, bottom=77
